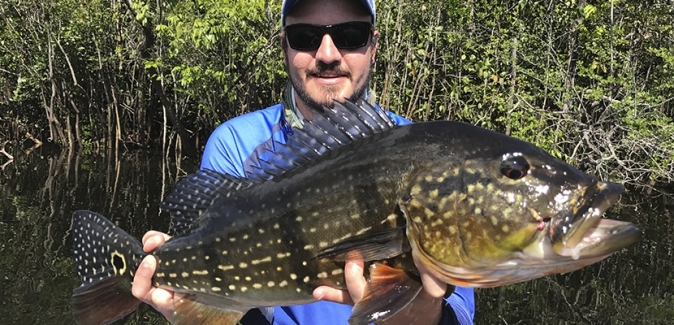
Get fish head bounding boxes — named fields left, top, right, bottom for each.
left=401, top=136, right=641, bottom=288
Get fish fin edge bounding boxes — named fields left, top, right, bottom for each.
left=72, top=277, right=141, bottom=325
left=173, top=294, right=246, bottom=325
left=349, top=263, right=423, bottom=325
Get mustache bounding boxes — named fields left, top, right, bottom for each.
left=306, top=62, right=350, bottom=77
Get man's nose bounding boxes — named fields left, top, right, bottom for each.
left=314, top=34, right=342, bottom=65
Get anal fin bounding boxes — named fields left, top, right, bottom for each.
left=349, top=263, right=423, bottom=325
left=173, top=294, right=245, bottom=325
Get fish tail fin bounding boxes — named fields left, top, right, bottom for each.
left=71, top=210, right=147, bottom=325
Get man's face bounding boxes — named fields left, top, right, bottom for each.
left=283, top=0, right=378, bottom=110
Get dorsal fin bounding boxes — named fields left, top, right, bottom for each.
left=160, top=169, right=254, bottom=236
left=246, top=100, right=396, bottom=181
left=160, top=100, right=396, bottom=236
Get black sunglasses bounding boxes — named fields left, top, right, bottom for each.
left=284, top=21, right=373, bottom=51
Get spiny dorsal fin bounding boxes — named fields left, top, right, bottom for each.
left=161, top=100, right=397, bottom=235
left=246, top=99, right=396, bottom=181
left=160, top=169, right=254, bottom=236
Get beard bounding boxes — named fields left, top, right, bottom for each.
left=287, top=61, right=371, bottom=111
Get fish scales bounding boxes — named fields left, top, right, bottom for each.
left=72, top=100, right=640, bottom=325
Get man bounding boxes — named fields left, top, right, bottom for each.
left=131, top=0, right=475, bottom=324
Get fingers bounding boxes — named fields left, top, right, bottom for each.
left=313, top=258, right=366, bottom=306
left=414, top=257, right=447, bottom=299
left=131, top=255, right=157, bottom=301
left=343, top=259, right=366, bottom=302
left=141, top=231, right=171, bottom=252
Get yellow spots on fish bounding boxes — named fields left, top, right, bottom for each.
left=253, top=283, right=262, bottom=289
left=169, top=273, right=177, bottom=278
left=215, top=277, right=222, bottom=282
left=229, top=237, right=236, bottom=242
left=303, top=276, right=310, bottom=283
left=290, top=273, right=298, bottom=280
left=350, top=213, right=360, bottom=220
left=411, top=185, right=422, bottom=195
left=211, top=287, right=221, bottom=292
left=215, top=237, right=221, bottom=243
left=244, top=276, right=252, bottom=282
left=182, top=257, right=187, bottom=262
left=273, top=223, right=280, bottom=229
left=193, top=270, right=208, bottom=275
left=251, top=256, right=272, bottom=265
left=156, top=272, right=165, bottom=277
left=229, top=284, right=236, bottom=290
left=277, top=252, right=291, bottom=259
left=425, top=175, right=433, bottom=182
left=258, top=228, right=265, bottom=234
left=502, top=207, right=513, bottom=219
left=185, top=246, right=192, bottom=250
left=240, top=286, right=248, bottom=292
left=296, top=216, right=303, bottom=222
left=267, top=281, right=275, bottom=287
left=465, top=167, right=475, bottom=174
left=303, top=244, right=314, bottom=251
left=319, top=242, right=329, bottom=248
left=502, top=225, right=510, bottom=233
left=242, top=234, right=249, bottom=240
left=323, top=223, right=330, bottom=230
left=424, top=208, right=436, bottom=219
left=317, top=272, right=328, bottom=279
left=431, top=218, right=444, bottom=227
left=234, top=276, right=240, bottom=281
left=191, top=256, right=197, bottom=260
left=221, top=250, right=229, bottom=256
left=309, top=227, right=317, bottom=233
left=256, top=242, right=262, bottom=248
left=204, top=255, right=210, bottom=260
left=429, top=189, right=439, bottom=198
left=413, top=216, right=423, bottom=223
left=181, top=272, right=189, bottom=278
left=474, top=207, right=482, bottom=215
left=279, top=280, right=288, bottom=287
left=331, top=269, right=343, bottom=276
left=448, top=226, right=458, bottom=235
left=302, top=261, right=307, bottom=266
left=277, top=266, right=283, bottom=272
left=356, top=226, right=371, bottom=235
left=239, top=262, right=248, bottom=269
left=296, top=288, right=302, bottom=293
left=467, top=184, right=476, bottom=194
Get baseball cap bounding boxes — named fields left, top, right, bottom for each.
left=281, top=0, right=376, bottom=26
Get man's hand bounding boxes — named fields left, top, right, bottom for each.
left=131, top=231, right=179, bottom=321
left=313, top=257, right=448, bottom=325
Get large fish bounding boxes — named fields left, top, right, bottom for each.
left=71, top=100, right=640, bottom=325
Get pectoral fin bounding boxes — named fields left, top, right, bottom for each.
left=316, top=227, right=409, bottom=262
left=349, top=263, right=422, bottom=325
left=173, top=295, right=245, bottom=325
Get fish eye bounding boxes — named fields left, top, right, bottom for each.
left=500, top=156, right=530, bottom=180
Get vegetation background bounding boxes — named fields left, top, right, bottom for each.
left=1, top=0, right=673, bottom=190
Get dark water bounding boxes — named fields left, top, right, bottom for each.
left=0, top=150, right=671, bottom=324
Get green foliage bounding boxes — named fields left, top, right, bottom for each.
left=0, top=0, right=672, bottom=187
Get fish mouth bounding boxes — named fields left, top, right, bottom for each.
left=550, top=181, right=641, bottom=259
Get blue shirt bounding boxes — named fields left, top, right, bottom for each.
left=201, top=103, right=475, bottom=325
